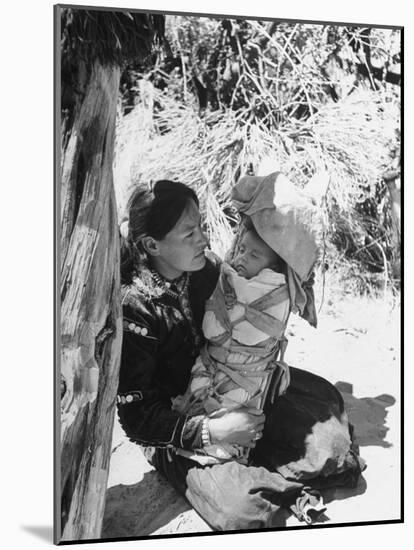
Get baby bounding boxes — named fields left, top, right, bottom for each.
left=172, top=218, right=291, bottom=464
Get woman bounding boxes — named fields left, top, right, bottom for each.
left=117, top=178, right=364, bottom=531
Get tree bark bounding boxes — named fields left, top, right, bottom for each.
left=59, top=60, right=123, bottom=541
left=384, top=172, right=401, bottom=280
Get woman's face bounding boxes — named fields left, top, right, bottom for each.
left=151, top=200, right=208, bottom=279
left=233, top=229, right=278, bottom=279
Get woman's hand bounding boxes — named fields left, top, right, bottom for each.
left=208, top=408, right=265, bottom=448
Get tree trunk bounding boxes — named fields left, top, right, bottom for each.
left=59, top=60, right=122, bottom=542
left=384, top=174, right=401, bottom=280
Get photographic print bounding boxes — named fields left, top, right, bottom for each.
left=55, top=3, right=402, bottom=544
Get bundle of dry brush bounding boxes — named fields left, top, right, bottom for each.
left=114, top=18, right=401, bottom=294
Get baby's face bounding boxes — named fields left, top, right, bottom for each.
left=233, top=230, right=279, bottom=279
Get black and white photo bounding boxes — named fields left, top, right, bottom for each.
left=55, top=4, right=402, bottom=544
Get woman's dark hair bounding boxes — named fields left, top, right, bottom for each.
left=120, top=180, right=199, bottom=284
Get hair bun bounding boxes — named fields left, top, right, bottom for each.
left=152, top=180, right=170, bottom=196
left=153, top=180, right=190, bottom=198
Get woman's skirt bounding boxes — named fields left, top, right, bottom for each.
left=251, top=366, right=365, bottom=487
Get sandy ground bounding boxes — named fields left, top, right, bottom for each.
left=102, top=291, right=401, bottom=537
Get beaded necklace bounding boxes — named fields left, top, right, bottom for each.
left=149, top=269, right=189, bottom=299
left=149, top=269, right=202, bottom=351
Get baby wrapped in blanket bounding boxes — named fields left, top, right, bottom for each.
left=173, top=172, right=321, bottom=464
left=198, top=258, right=290, bottom=413
left=173, top=219, right=292, bottom=463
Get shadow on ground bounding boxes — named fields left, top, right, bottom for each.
left=335, top=381, right=396, bottom=448
left=322, top=474, right=368, bottom=506
left=102, top=470, right=197, bottom=538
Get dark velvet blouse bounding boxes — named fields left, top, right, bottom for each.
left=117, top=253, right=220, bottom=450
